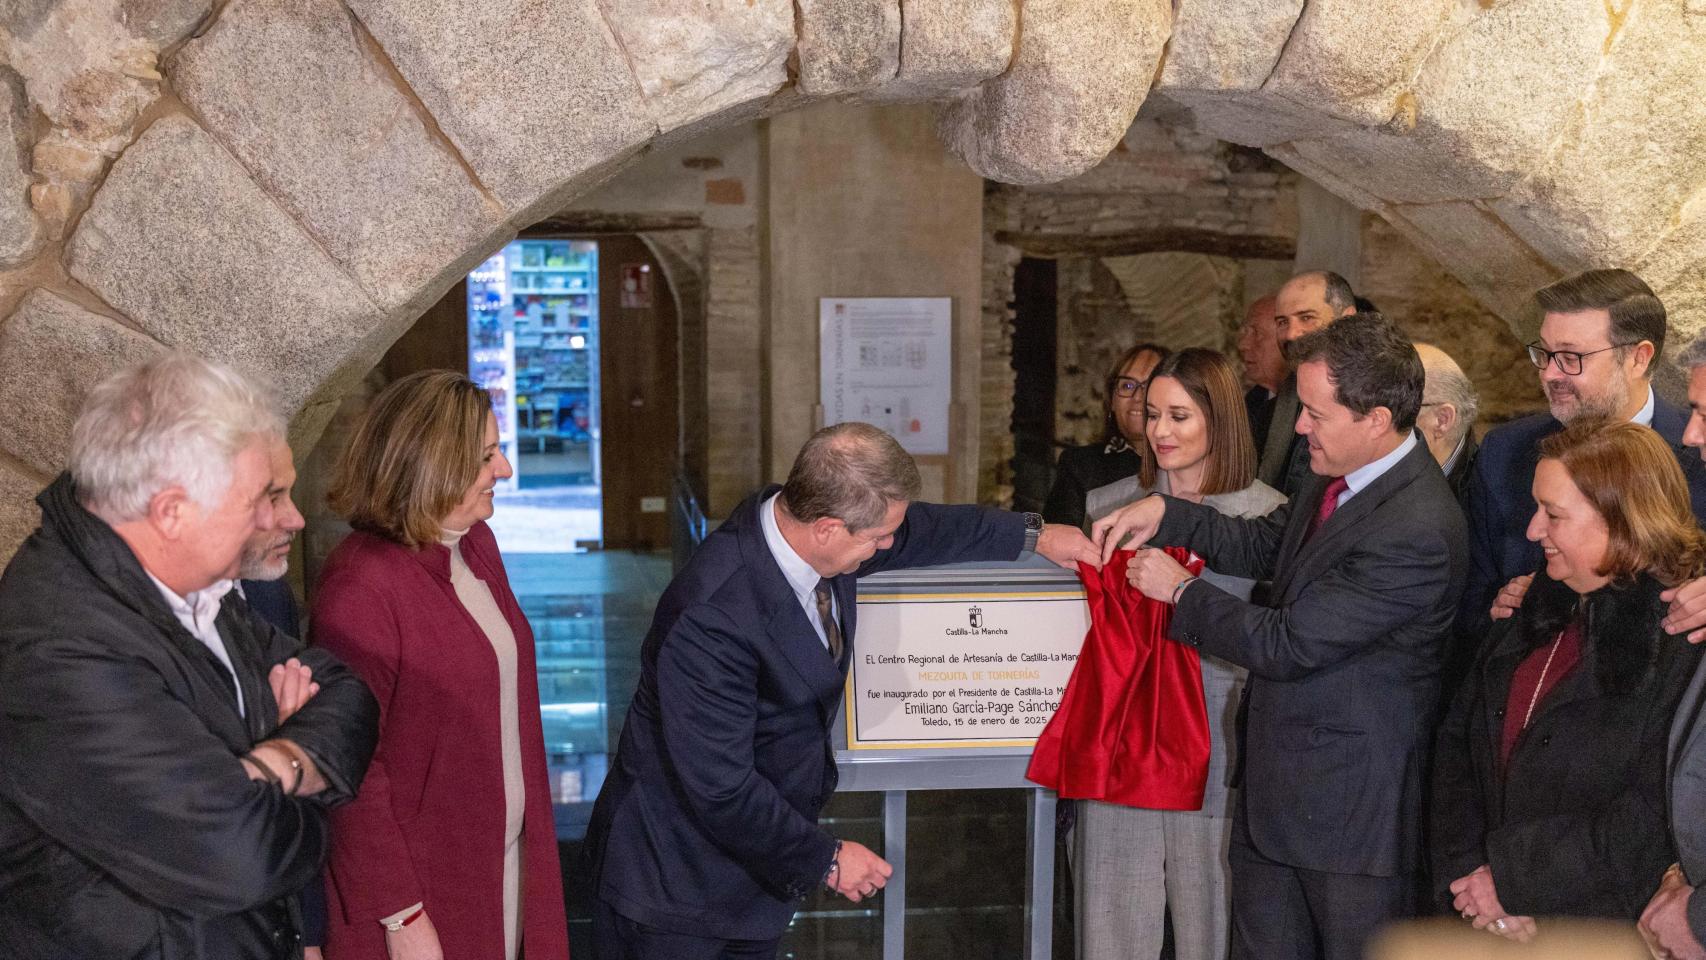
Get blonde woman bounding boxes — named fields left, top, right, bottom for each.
left=314, top=370, right=568, bottom=960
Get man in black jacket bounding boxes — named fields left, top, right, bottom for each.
left=1096, top=315, right=1469, bottom=960
left=0, top=352, right=379, bottom=959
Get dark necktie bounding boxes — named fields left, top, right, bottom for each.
left=1304, top=476, right=1350, bottom=543
left=814, top=579, right=843, bottom=661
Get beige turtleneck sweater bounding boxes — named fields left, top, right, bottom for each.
left=441, top=527, right=526, bottom=960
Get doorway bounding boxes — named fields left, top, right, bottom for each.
left=468, top=238, right=604, bottom=552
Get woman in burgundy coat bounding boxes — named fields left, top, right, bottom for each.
left=313, top=370, right=569, bottom=960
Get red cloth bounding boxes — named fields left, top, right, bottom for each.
left=312, top=523, right=571, bottom=960
left=1027, top=548, right=1212, bottom=810
left=1498, top=616, right=1583, bottom=772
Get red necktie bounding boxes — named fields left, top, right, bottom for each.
left=1305, top=476, right=1350, bottom=542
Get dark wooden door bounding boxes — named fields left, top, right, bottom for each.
left=596, top=235, right=679, bottom=550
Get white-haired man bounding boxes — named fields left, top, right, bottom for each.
left=1414, top=343, right=1480, bottom=503
left=0, top=352, right=378, bottom=959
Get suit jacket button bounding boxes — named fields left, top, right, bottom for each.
left=1539, top=735, right=1551, bottom=746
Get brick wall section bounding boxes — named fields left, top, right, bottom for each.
left=704, top=226, right=764, bottom=515
left=977, top=116, right=1299, bottom=505
left=998, top=117, right=1299, bottom=253
left=978, top=189, right=1021, bottom=508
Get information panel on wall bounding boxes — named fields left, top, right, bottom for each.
left=844, top=559, right=1089, bottom=752
left=819, top=297, right=953, bottom=455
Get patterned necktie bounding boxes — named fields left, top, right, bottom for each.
left=1305, top=476, right=1350, bottom=543
left=814, top=579, right=843, bottom=661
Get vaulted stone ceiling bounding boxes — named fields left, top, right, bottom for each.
left=0, top=0, right=1700, bottom=555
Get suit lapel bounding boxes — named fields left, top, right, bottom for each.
left=1673, top=657, right=1706, bottom=770
left=733, top=489, right=846, bottom=701
left=1258, top=377, right=1300, bottom=487
left=1274, top=438, right=1431, bottom=598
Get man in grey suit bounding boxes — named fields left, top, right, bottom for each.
left=1094, top=314, right=1470, bottom=960
left=1640, top=334, right=1706, bottom=960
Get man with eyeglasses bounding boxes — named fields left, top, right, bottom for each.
left=1461, top=268, right=1706, bottom=636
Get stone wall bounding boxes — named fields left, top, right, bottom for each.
left=2, top=0, right=1703, bottom=555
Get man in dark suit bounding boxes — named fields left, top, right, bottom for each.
left=1257, top=270, right=1360, bottom=498
left=1239, top=293, right=1286, bottom=455
left=231, top=434, right=330, bottom=960
left=1414, top=343, right=1479, bottom=504
left=1639, top=334, right=1706, bottom=959
left=585, top=422, right=1097, bottom=960
left=1463, top=269, right=1706, bottom=634
left=1095, top=314, right=1469, bottom=960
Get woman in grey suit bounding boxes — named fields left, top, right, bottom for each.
left=1077, top=348, right=1285, bottom=960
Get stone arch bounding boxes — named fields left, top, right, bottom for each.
left=2, top=0, right=1704, bottom=554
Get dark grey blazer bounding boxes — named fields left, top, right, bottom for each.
left=1152, top=436, right=1469, bottom=877
left=1669, top=658, right=1706, bottom=940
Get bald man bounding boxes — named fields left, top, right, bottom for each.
left=1239, top=294, right=1286, bottom=454
left=1414, top=344, right=1480, bottom=503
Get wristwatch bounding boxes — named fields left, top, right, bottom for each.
left=1021, top=511, right=1043, bottom=555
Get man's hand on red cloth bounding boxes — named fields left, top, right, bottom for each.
left=1126, top=547, right=1192, bottom=603
left=1092, top=494, right=1166, bottom=565
left=1037, top=523, right=1101, bottom=571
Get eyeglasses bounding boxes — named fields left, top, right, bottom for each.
left=1526, top=341, right=1633, bottom=376
left=1112, top=377, right=1149, bottom=398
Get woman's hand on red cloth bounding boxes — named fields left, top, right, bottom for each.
left=1126, top=547, right=1192, bottom=603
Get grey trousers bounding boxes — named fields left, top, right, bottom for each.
left=1073, top=800, right=1232, bottom=960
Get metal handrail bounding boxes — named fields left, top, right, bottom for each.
left=671, top=470, right=710, bottom=571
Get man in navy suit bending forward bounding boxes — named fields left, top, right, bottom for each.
left=586, top=422, right=1098, bottom=960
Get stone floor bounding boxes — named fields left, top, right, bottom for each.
left=506, top=548, right=1074, bottom=958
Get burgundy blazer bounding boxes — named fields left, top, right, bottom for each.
left=311, top=522, right=569, bottom=959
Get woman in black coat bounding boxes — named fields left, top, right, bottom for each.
left=1043, top=342, right=1167, bottom=529
left=1432, top=419, right=1706, bottom=942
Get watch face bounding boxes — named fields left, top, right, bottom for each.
left=1026, top=512, right=1044, bottom=531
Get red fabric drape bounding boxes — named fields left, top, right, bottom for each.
left=1026, top=548, right=1212, bottom=810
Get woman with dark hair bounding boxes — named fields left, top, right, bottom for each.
left=1433, top=418, right=1706, bottom=943
left=1049, top=348, right=1283, bottom=960
left=1042, top=342, right=1169, bottom=530
left=313, top=370, right=569, bottom=960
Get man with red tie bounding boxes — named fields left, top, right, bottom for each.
left=1093, top=313, right=1469, bottom=960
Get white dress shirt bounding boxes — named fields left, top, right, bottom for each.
left=1633, top=386, right=1656, bottom=427
left=148, top=573, right=244, bottom=717
left=1336, top=431, right=1420, bottom=510
left=759, top=493, right=836, bottom=650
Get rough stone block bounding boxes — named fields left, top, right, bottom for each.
left=1493, top=1, right=1706, bottom=269
left=1156, top=0, right=1302, bottom=93
left=344, top=0, right=657, bottom=219
left=0, top=70, right=42, bottom=268
left=173, top=0, right=509, bottom=315
left=867, top=0, right=1013, bottom=101
left=0, top=289, right=163, bottom=475
left=1380, top=201, right=1561, bottom=327
left=65, top=116, right=382, bottom=414
left=5, top=2, right=160, bottom=150
left=1156, top=89, right=1354, bottom=150
left=120, top=0, right=213, bottom=45
left=1264, top=0, right=1455, bottom=127
left=0, top=460, right=44, bottom=563
left=795, top=0, right=901, bottom=96
left=937, top=0, right=1172, bottom=185
left=600, top=0, right=792, bottom=131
